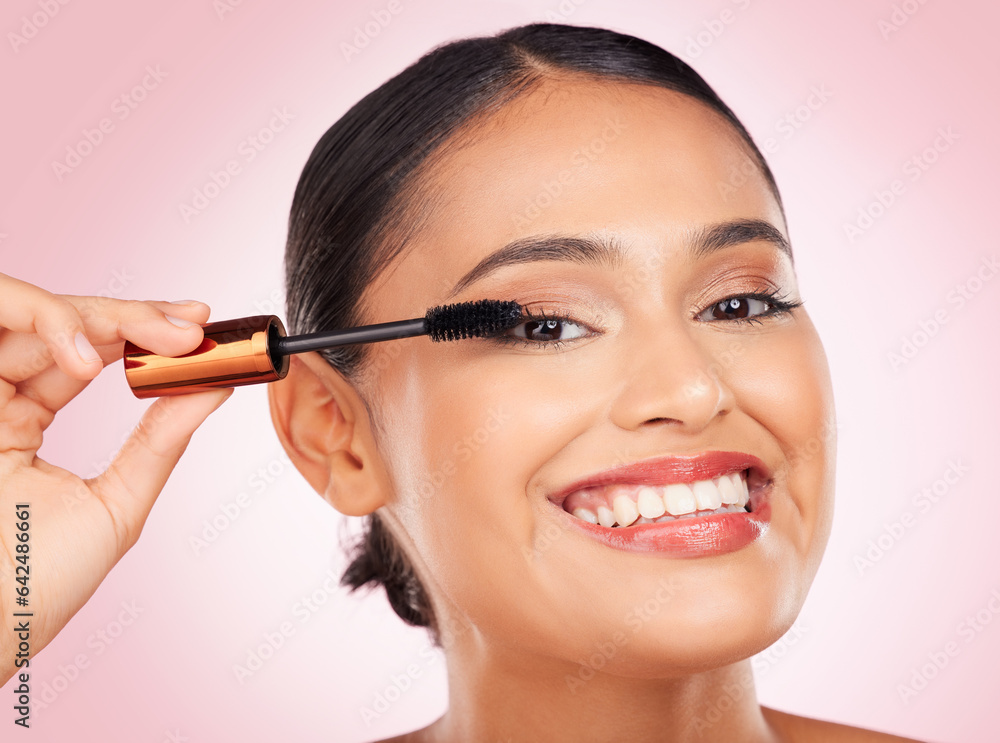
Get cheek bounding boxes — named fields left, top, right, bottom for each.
left=723, top=319, right=836, bottom=566
left=380, top=346, right=589, bottom=621
left=374, top=322, right=836, bottom=670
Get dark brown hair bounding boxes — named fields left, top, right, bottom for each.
left=283, top=22, right=782, bottom=636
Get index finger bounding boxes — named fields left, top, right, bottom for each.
left=0, top=272, right=103, bottom=381
left=62, top=295, right=212, bottom=355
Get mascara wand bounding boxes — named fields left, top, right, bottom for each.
left=123, top=299, right=523, bottom=399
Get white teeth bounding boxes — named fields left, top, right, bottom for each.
left=596, top=505, right=616, bottom=528
left=564, top=470, right=753, bottom=526
left=612, top=495, right=639, bottom=527
left=636, top=486, right=666, bottom=518
left=692, top=480, right=722, bottom=510
left=663, top=483, right=697, bottom=516
left=732, top=472, right=749, bottom=507
left=717, top=475, right=739, bottom=505
left=572, top=507, right=598, bottom=524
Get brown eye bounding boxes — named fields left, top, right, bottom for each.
left=508, top=315, right=588, bottom=343
left=699, top=296, right=773, bottom=322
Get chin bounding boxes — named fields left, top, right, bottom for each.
left=511, top=520, right=821, bottom=679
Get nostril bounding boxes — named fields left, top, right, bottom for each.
left=641, top=416, right=681, bottom=426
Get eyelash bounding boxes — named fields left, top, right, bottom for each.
left=489, top=290, right=803, bottom=350
left=489, top=306, right=583, bottom=351
left=699, top=290, right=803, bottom=328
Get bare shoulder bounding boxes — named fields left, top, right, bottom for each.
left=762, top=706, right=927, bottom=743
left=367, top=728, right=434, bottom=743
left=369, top=710, right=927, bottom=743
left=368, top=734, right=419, bottom=743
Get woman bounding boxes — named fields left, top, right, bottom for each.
left=0, top=23, right=921, bottom=742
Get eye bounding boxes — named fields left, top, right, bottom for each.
left=696, top=292, right=801, bottom=324
left=502, top=310, right=591, bottom=345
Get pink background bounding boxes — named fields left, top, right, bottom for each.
left=2, top=0, right=997, bottom=741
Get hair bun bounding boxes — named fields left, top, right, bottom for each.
left=341, top=513, right=436, bottom=631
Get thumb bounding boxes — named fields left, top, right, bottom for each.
left=91, top=387, right=234, bottom=553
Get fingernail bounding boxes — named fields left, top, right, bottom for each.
left=74, top=332, right=101, bottom=364
left=169, top=300, right=201, bottom=306
left=165, top=314, right=197, bottom=329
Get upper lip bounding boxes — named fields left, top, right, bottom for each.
left=546, top=450, right=771, bottom=508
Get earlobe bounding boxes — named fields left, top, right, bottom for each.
left=267, top=353, right=390, bottom=516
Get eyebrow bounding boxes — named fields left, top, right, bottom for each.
left=445, top=218, right=792, bottom=299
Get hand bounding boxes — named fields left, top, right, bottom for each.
left=0, top=272, right=233, bottom=685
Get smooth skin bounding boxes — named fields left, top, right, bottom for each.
left=0, top=79, right=923, bottom=740
left=270, top=78, right=923, bottom=742
left=0, top=275, right=232, bottom=684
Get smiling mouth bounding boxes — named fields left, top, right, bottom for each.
left=558, top=469, right=753, bottom=528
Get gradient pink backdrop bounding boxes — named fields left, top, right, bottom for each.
left=2, top=1, right=997, bottom=741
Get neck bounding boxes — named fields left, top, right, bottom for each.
left=422, top=633, right=781, bottom=743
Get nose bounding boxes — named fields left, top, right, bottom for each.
left=608, top=324, right=736, bottom=434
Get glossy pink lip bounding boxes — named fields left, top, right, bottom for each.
left=546, top=451, right=773, bottom=557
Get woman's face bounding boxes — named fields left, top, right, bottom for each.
left=358, top=78, right=835, bottom=675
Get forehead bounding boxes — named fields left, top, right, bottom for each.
left=372, top=77, right=785, bottom=307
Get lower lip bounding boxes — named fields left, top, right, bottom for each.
left=556, top=498, right=771, bottom=557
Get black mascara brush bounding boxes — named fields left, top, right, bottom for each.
left=123, top=299, right=524, bottom=399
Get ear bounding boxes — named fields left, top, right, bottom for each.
left=267, top=353, right=391, bottom=516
